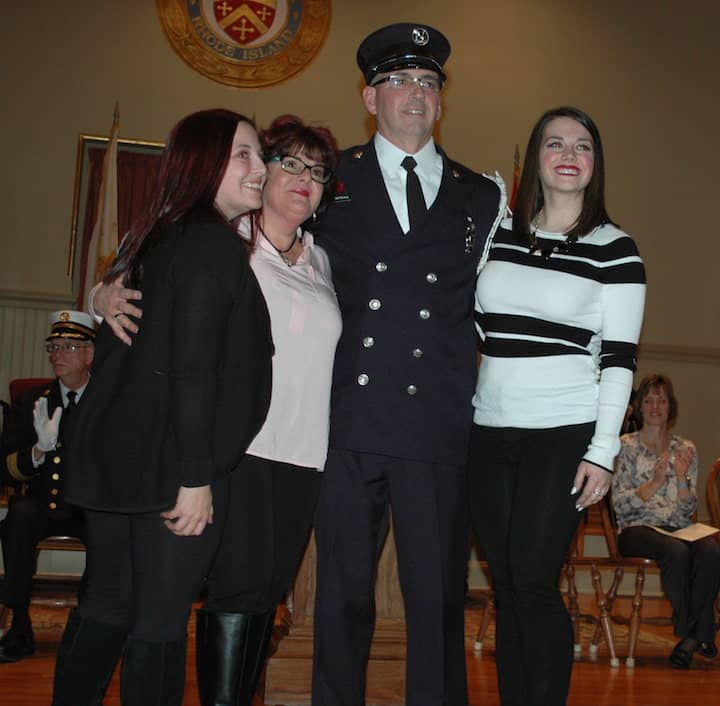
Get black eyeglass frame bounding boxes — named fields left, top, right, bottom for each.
left=265, top=154, right=333, bottom=184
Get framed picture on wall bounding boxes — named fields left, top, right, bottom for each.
left=67, top=134, right=165, bottom=305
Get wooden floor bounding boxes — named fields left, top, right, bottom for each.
left=1, top=600, right=719, bottom=706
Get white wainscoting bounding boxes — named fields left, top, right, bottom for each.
left=0, top=289, right=75, bottom=412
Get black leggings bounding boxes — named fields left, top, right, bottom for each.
left=78, top=475, right=229, bottom=642
left=468, top=422, right=594, bottom=706
left=205, top=454, right=322, bottom=614
left=619, top=525, right=720, bottom=644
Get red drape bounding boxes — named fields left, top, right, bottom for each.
left=76, top=147, right=161, bottom=305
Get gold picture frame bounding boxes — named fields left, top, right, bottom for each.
left=156, top=0, right=332, bottom=88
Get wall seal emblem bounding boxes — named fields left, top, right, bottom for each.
left=157, top=0, right=332, bottom=88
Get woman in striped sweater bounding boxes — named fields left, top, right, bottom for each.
left=468, top=106, right=646, bottom=706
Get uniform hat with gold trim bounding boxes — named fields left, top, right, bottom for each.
left=46, top=310, right=96, bottom=342
left=357, top=23, right=451, bottom=85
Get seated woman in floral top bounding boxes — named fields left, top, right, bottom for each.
left=612, top=373, right=720, bottom=668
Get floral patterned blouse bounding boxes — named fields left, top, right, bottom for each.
left=611, top=432, right=698, bottom=533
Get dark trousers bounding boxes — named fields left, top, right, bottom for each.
left=0, top=495, right=84, bottom=612
left=619, top=526, right=720, bottom=644
left=468, top=423, right=594, bottom=706
left=78, top=475, right=229, bottom=642
left=205, top=454, right=322, bottom=613
left=312, top=449, right=469, bottom=706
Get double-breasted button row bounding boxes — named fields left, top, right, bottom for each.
left=357, top=267, right=436, bottom=389
left=367, top=301, right=431, bottom=320
left=50, top=466, right=61, bottom=510
left=356, top=373, right=418, bottom=395
left=371, top=263, right=437, bottom=282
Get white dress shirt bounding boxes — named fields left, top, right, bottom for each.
left=59, top=380, right=88, bottom=407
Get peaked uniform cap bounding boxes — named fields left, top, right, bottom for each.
left=357, top=23, right=451, bottom=84
left=46, top=310, right=96, bottom=341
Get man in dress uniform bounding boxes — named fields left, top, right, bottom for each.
left=312, top=22, right=504, bottom=706
left=0, top=310, right=95, bottom=662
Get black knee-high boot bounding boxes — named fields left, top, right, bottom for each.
left=120, top=635, right=187, bottom=706
left=51, top=609, right=127, bottom=706
left=238, top=609, right=276, bottom=706
left=195, top=608, right=276, bottom=706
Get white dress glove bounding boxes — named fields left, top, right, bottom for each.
left=33, top=397, right=63, bottom=452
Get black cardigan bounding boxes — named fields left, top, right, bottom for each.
left=66, top=219, right=273, bottom=513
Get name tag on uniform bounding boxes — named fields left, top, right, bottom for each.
left=333, top=180, right=351, bottom=203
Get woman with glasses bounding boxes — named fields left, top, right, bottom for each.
left=195, top=114, right=341, bottom=706
left=52, top=109, right=274, bottom=706
left=89, top=114, right=341, bottom=705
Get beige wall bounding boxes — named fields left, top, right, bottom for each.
left=2, top=1, right=718, bottom=507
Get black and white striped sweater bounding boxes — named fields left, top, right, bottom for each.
left=473, top=219, right=646, bottom=471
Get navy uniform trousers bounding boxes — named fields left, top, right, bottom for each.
left=313, top=450, right=469, bottom=706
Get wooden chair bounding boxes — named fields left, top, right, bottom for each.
left=471, top=573, right=494, bottom=654
left=0, top=377, right=85, bottom=633
left=707, top=458, right=720, bottom=528
left=567, top=496, right=672, bottom=668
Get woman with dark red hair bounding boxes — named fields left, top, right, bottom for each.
left=52, top=109, right=274, bottom=706
left=87, top=114, right=342, bottom=705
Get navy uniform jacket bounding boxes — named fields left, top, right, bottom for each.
left=1, top=380, right=81, bottom=520
left=315, top=140, right=503, bottom=466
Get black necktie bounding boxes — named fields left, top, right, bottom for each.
left=59, top=391, right=77, bottom=444
left=401, top=156, right=426, bottom=231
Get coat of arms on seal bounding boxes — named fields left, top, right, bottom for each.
left=157, top=0, right=332, bottom=88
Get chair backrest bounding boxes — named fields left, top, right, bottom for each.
left=597, top=496, right=623, bottom=560
left=9, top=377, right=54, bottom=404
left=707, top=458, right=720, bottom=527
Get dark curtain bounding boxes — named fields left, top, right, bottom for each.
left=76, top=148, right=162, bottom=306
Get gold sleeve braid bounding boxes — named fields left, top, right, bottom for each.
left=6, top=451, right=32, bottom=482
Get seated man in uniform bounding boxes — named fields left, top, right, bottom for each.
left=0, top=310, right=95, bottom=663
